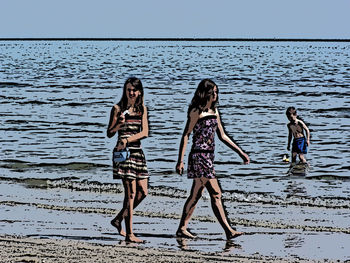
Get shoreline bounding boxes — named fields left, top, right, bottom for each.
left=1, top=179, right=350, bottom=262
left=0, top=235, right=313, bottom=263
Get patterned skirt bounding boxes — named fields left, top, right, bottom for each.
left=187, top=150, right=216, bottom=179
left=113, top=148, right=149, bottom=180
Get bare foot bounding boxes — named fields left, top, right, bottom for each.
left=126, top=234, right=144, bottom=243
left=176, top=229, right=197, bottom=239
left=226, top=230, right=244, bottom=240
left=111, top=219, right=126, bottom=237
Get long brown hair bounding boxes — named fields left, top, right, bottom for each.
left=188, top=79, right=218, bottom=116
left=117, top=77, right=144, bottom=114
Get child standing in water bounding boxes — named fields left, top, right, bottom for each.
left=175, top=79, right=250, bottom=240
left=107, top=77, right=149, bottom=243
left=286, top=107, right=310, bottom=163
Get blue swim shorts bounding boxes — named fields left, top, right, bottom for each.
left=292, top=137, right=307, bottom=154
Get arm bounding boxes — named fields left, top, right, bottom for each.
left=299, top=120, right=310, bottom=145
left=107, top=105, right=124, bottom=138
left=176, top=109, right=199, bottom=175
left=118, top=105, right=149, bottom=150
left=216, top=109, right=250, bottom=164
left=287, top=124, right=292, bottom=150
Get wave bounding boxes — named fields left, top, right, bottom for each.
left=0, top=98, right=50, bottom=105
left=0, top=159, right=109, bottom=170
left=64, top=100, right=111, bottom=106
left=0, top=95, right=26, bottom=100
left=0, top=82, right=31, bottom=88
left=224, top=189, right=350, bottom=209
left=1, top=175, right=349, bottom=209
left=64, top=102, right=86, bottom=107
left=18, top=100, right=50, bottom=105
left=1, top=199, right=349, bottom=234
left=2, top=99, right=109, bottom=107
left=57, top=121, right=105, bottom=127
left=148, top=158, right=174, bottom=163
left=313, top=107, right=350, bottom=113
left=3, top=120, right=105, bottom=128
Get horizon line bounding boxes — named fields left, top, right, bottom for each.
left=1, top=37, right=350, bottom=42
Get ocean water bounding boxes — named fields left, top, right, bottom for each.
left=0, top=40, right=349, bottom=260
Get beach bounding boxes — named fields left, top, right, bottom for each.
left=1, top=40, right=349, bottom=262
left=1, top=235, right=315, bottom=263
left=1, top=178, right=349, bottom=262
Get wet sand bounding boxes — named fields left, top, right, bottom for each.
left=1, top=179, right=349, bottom=262
left=0, top=235, right=313, bottom=263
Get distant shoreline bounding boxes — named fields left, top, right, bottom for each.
left=1, top=38, right=350, bottom=42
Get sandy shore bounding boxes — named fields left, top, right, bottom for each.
left=1, top=179, right=349, bottom=262
left=0, top=235, right=315, bottom=263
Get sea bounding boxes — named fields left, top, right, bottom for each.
left=0, top=40, right=349, bottom=261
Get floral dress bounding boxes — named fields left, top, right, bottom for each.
left=187, top=115, right=217, bottom=179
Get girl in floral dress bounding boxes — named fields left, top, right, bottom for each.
left=175, top=79, right=250, bottom=239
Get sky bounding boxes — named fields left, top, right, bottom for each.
left=1, top=0, right=350, bottom=39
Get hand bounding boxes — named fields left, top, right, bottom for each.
left=241, top=153, right=250, bottom=164
left=306, top=140, right=310, bottom=146
left=176, top=162, right=184, bottom=175
left=116, top=138, right=127, bottom=151
left=117, top=113, right=126, bottom=126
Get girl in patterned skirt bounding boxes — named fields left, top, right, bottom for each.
left=107, top=77, right=149, bottom=243
left=176, top=79, right=250, bottom=239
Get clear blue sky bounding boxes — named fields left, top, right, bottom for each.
left=1, top=0, right=349, bottom=39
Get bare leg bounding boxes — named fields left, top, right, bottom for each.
left=205, top=178, right=243, bottom=240
left=123, top=179, right=143, bottom=243
left=111, top=179, right=148, bottom=237
left=134, top=178, right=148, bottom=207
left=292, top=152, right=297, bottom=163
left=111, top=166, right=126, bottom=236
left=110, top=220, right=126, bottom=236
left=111, top=179, right=129, bottom=237
left=176, top=178, right=205, bottom=238
left=299, top=154, right=307, bottom=163
left=111, top=179, right=143, bottom=242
